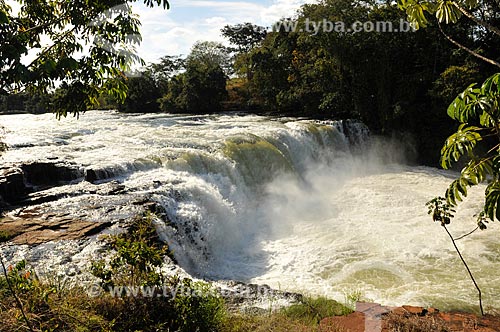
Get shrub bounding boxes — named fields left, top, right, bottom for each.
left=90, top=211, right=226, bottom=331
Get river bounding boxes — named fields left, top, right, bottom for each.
left=1, top=110, right=499, bottom=312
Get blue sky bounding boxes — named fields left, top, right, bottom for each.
left=132, top=0, right=317, bottom=63
left=7, top=0, right=316, bottom=67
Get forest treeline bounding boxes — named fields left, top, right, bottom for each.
left=2, top=0, right=498, bottom=165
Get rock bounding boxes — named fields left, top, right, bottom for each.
left=0, top=214, right=112, bottom=245
left=85, top=168, right=124, bottom=184
left=402, top=305, right=427, bottom=316
left=0, top=162, right=84, bottom=205
left=85, top=168, right=108, bottom=183
left=0, top=166, right=30, bottom=203
left=320, top=303, right=500, bottom=332
left=21, top=161, right=83, bottom=186
left=426, top=307, right=439, bottom=314
left=320, top=312, right=366, bottom=332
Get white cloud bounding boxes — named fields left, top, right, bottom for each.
left=7, top=0, right=319, bottom=65
left=260, top=0, right=317, bottom=22
left=134, top=0, right=320, bottom=62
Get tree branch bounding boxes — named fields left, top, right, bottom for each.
left=27, top=26, right=78, bottom=70
left=454, top=226, right=479, bottom=240
left=452, top=2, right=500, bottom=37
left=438, top=23, right=500, bottom=69
left=0, top=259, right=34, bottom=332
left=443, top=225, right=484, bottom=316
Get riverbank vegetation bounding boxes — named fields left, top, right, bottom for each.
left=2, top=0, right=498, bottom=165
left=0, top=213, right=352, bottom=332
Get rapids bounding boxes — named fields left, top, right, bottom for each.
left=1, top=110, right=499, bottom=312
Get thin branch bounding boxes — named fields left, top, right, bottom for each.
left=20, top=16, right=70, bottom=34
left=486, top=143, right=500, bottom=155
left=0, top=258, right=35, bottom=332
left=438, top=22, right=500, bottom=69
left=454, top=226, right=479, bottom=240
left=443, top=225, right=484, bottom=316
left=27, top=26, right=78, bottom=70
left=452, top=2, right=500, bottom=37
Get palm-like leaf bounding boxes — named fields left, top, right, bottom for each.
left=436, top=1, right=462, bottom=24
left=398, top=0, right=433, bottom=29
left=440, top=124, right=482, bottom=169
left=485, top=180, right=500, bottom=221
left=445, top=158, right=493, bottom=205
left=447, top=83, right=482, bottom=122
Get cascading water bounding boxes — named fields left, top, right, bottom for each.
left=1, top=110, right=499, bottom=312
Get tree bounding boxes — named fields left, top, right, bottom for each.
left=221, top=23, right=267, bottom=53
left=180, top=61, right=227, bottom=112
left=0, top=0, right=169, bottom=118
left=150, top=55, right=185, bottom=89
left=221, top=23, right=266, bottom=82
left=400, top=0, right=500, bottom=316
left=158, top=43, right=228, bottom=113
left=117, top=72, right=162, bottom=113
left=187, top=41, right=232, bottom=76
left=398, top=0, right=500, bottom=68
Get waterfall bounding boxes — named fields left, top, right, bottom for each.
left=1, top=111, right=499, bottom=311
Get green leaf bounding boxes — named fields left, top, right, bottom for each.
left=481, top=73, right=500, bottom=95
left=447, top=83, right=481, bottom=122
left=436, top=1, right=462, bottom=24
left=440, top=124, right=482, bottom=169
left=58, top=57, right=79, bottom=71
left=43, top=59, right=57, bottom=73
left=485, top=181, right=500, bottom=221
left=0, top=10, right=9, bottom=24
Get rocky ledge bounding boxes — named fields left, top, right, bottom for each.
left=0, top=214, right=112, bottom=245
left=0, top=161, right=83, bottom=207
left=320, top=303, right=500, bottom=332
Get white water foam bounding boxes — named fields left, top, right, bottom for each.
left=1, top=111, right=499, bottom=312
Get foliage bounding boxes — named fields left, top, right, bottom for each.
left=117, top=72, right=162, bottom=113
left=220, top=313, right=317, bottom=332
left=0, top=91, right=49, bottom=113
left=187, top=41, right=232, bottom=76
left=397, top=0, right=487, bottom=28
left=0, top=261, right=226, bottom=331
left=0, top=0, right=169, bottom=117
left=431, top=73, right=500, bottom=227
left=398, top=0, right=500, bottom=69
left=221, top=23, right=267, bottom=82
left=159, top=43, right=228, bottom=113
left=426, top=197, right=484, bottom=315
left=0, top=260, right=111, bottom=331
left=0, top=214, right=226, bottom=331
left=171, top=278, right=226, bottom=332
left=430, top=64, right=481, bottom=102
left=410, top=0, right=499, bottom=317
left=0, top=229, right=15, bottom=243
left=426, top=197, right=456, bottom=226
left=221, top=23, right=267, bottom=53
left=149, top=55, right=185, bottom=86
left=283, top=296, right=352, bottom=324
left=91, top=212, right=168, bottom=289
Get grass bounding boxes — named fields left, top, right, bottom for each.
left=0, top=273, right=351, bottom=332
left=0, top=229, right=16, bottom=243
left=0, top=212, right=352, bottom=331
left=283, top=296, right=352, bottom=325
left=220, top=296, right=352, bottom=332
